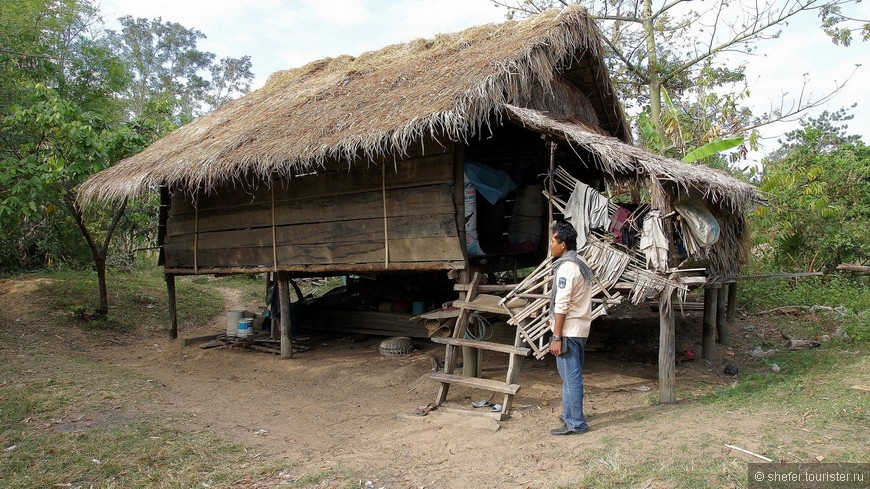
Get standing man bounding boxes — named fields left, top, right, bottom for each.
left=548, top=220, right=595, bottom=436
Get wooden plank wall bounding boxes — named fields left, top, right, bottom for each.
left=164, top=140, right=466, bottom=272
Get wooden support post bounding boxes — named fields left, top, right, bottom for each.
left=277, top=271, right=293, bottom=359
left=166, top=274, right=178, bottom=339
left=726, top=282, right=738, bottom=325
left=702, top=287, right=717, bottom=361
left=658, top=288, right=676, bottom=404
left=462, top=346, right=482, bottom=378
left=453, top=142, right=468, bottom=263
left=716, top=287, right=729, bottom=345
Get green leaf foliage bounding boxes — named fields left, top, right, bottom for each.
left=682, top=137, right=745, bottom=162
left=754, top=109, right=869, bottom=271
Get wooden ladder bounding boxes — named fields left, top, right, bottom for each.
left=432, top=272, right=531, bottom=420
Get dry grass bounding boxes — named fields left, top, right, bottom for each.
left=78, top=4, right=759, bottom=221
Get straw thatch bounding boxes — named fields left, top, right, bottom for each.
left=503, top=105, right=762, bottom=210
left=79, top=4, right=761, bottom=213
left=79, top=5, right=625, bottom=203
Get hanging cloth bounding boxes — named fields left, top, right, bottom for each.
left=563, top=181, right=610, bottom=249
left=608, top=206, right=631, bottom=244
left=639, top=211, right=669, bottom=271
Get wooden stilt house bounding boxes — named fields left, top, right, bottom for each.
left=79, top=5, right=762, bottom=406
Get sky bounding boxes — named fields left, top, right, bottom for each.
left=95, top=0, right=869, bottom=169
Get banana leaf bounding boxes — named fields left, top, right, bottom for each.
left=638, top=112, right=662, bottom=152
left=682, top=137, right=744, bottom=162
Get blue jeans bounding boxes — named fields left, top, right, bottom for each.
left=556, top=336, right=588, bottom=432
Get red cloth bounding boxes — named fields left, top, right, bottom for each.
left=609, top=207, right=630, bottom=243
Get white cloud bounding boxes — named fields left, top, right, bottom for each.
left=300, top=0, right=370, bottom=26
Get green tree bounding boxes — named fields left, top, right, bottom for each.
left=1, top=1, right=253, bottom=278
left=107, top=16, right=253, bottom=126
left=493, top=0, right=867, bottom=161
left=1, top=0, right=254, bottom=306
left=0, top=0, right=131, bottom=272
left=0, top=84, right=151, bottom=314
left=754, top=109, right=869, bottom=271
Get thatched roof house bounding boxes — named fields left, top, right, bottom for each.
left=78, top=5, right=763, bottom=404
left=79, top=5, right=760, bottom=279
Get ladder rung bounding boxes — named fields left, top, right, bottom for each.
left=430, top=337, right=530, bottom=356
left=430, top=373, right=521, bottom=395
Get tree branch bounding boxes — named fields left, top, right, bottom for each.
left=596, top=14, right=643, bottom=23
left=102, top=197, right=129, bottom=252
left=64, top=190, right=99, bottom=257
left=743, top=66, right=858, bottom=134
left=651, top=0, right=688, bottom=20
left=600, top=35, right=650, bottom=83
left=660, top=0, right=819, bottom=85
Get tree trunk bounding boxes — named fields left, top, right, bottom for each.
left=95, top=255, right=109, bottom=316
left=642, top=0, right=664, bottom=143
left=65, top=193, right=128, bottom=318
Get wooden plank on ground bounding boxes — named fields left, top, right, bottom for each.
left=438, top=407, right=508, bottom=421
left=181, top=333, right=221, bottom=347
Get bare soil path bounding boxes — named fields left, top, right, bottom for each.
left=3, top=278, right=853, bottom=488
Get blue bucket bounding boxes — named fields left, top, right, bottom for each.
left=237, top=318, right=254, bottom=337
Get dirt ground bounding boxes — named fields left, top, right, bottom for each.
left=2, top=278, right=852, bottom=488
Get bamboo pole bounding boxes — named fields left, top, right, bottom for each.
left=382, top=162, right=389, bottom=269
left=548, top=141, right=556, bottom=226
left=271, top=178, right=278, bottom=271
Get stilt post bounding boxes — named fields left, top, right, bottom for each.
left=716, top=286, right=729, bottom=345
left=658, top=288, right=676, bottom=403
left=726, top=282, right=738, bottom=325
left=166, top=273, right=178, bottom=339
left=702, top=286, right=717, bottom=361
left=278, top=271, right=293, bottom=359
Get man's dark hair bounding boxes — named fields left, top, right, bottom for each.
left=552, top=220, right=578, bottom=251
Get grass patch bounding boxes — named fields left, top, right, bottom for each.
left=288, top=467, right=356, bottom=488
left=1, top=419, right=285, bottom=489
left=32, top=268, right=224, bottom=332
left=701, top=340, right=869, bottom=460
left=565, top=448, right=747, bottom=488
left=738, top=274, right=870, bottom=313
left=705, top=342, right=867, bottom=407
left=0, top=332, right=283, bottom=489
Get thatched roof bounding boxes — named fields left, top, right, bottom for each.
left=504, top=105, right=762, bottom=209
left=79, top=5, right=628, bottom=203
left=79, top=5, right=761, bottom=211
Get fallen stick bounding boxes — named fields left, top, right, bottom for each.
left=786, top=339, right=819, bottom=350
left=724, top=444, right=773, bottom=462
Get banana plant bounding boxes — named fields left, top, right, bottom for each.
left=638, top=86, right=744, bottom=163
left=682, top=136, right=744, bottom=162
